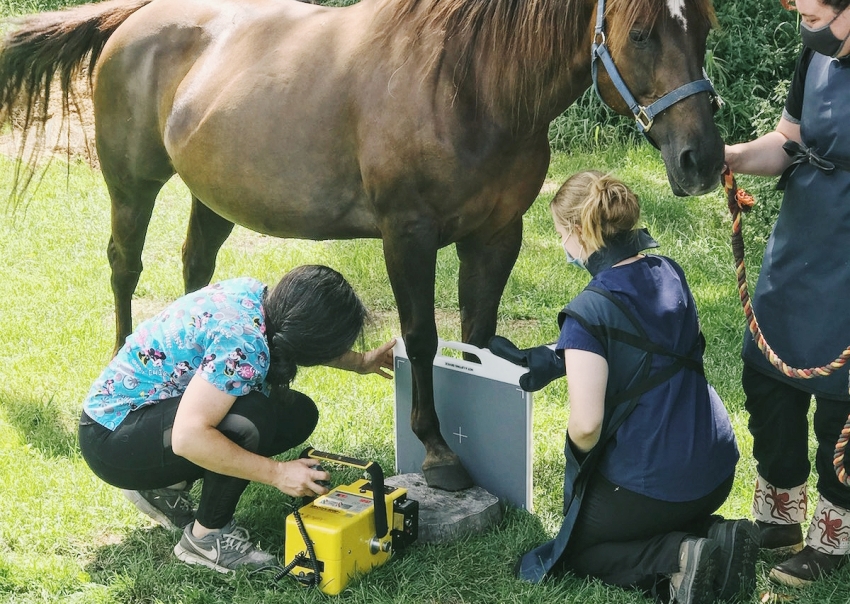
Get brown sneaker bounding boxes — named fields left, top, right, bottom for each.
left=769, top=545, right=847, bottom=588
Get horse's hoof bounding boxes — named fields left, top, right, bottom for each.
left=422, top=461, right=473, bottom=491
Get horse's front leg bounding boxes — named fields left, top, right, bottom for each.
left=456, top=217, right=523, bottom=348
left=383, top=223, right=473, bottom=491
left=182, top=195, right=235, bottom=293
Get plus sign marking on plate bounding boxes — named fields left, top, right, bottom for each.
left=453, top=426, right=468, bottom=444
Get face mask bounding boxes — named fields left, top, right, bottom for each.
left=801, top=11, right=850, bottom=57
left=563, top=241, right=586, bottom=270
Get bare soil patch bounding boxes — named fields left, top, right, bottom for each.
left=0, top=76, right=98, bottom=168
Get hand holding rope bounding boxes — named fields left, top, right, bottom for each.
left=721, top=167, right=850, bottom=486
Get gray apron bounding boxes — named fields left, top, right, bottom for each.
left=742, top=53, right=850, bottom=400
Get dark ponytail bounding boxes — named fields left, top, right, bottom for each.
left=263, top=265, right=366, bottom=390
left=824, top=0, right=850, bottom=10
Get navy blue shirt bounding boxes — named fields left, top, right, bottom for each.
left=557, top=255, right=739, bottom=502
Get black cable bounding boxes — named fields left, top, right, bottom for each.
left=273, top=509, right=321, bottom=588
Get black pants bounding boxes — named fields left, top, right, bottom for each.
left=743, top=363, right=850, bottom=509
left=79, top=389, right=318, bottom=529
left=561, top=471, right=734, bottom=593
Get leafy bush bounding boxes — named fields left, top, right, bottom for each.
left=0, top=0, right=89, bottom=15
left=710, top=0, right=801, bottom=142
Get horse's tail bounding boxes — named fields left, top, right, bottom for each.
left=0, top=0, right=154, bottom=201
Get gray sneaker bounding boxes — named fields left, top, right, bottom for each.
left=707, top=518, right=759, bottom=601
left=173, top=520, right=279, bottom=573
left=122, top=487, right=195, bottom=530
left=670, top=537, right=720, bottom=604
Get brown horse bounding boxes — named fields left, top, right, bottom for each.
left=0, top=0, right=723, bottom=491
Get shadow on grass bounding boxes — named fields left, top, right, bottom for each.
left=0, top=389, right=78, bottom=458
left=79, top=491, right=591, bottom=604
left=83, top=526, right=251, bottom=602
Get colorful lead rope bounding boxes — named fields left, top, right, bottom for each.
left=721, top=167, right=850, bottom=486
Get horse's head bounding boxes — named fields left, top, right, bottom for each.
left=592, top=0, right=724, bottom=196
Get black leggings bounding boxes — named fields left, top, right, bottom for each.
left=562, top=471, right=734, bottom=593
left=79, top=389, right=318, bottom=529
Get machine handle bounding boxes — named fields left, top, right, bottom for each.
left=300, top=448, right=388, bottom=538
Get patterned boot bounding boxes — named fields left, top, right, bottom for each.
left=769, top=496, right=850, bottom=587
left=752, top=474, right=805, bottom=552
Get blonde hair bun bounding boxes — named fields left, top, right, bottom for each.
left=550, top=170, right=641, bottom=253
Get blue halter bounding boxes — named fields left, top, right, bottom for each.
left=590, top=0, right=722, bottom=142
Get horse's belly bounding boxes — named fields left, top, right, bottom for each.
left=177, top=167, right=380, bottom=240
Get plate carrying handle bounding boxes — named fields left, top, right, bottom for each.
left=393, top=337, right=531, bottom=385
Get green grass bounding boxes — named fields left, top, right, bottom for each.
left=0, top=143, right=844, bottom=604
left=0, top=1, right=838, bottom=601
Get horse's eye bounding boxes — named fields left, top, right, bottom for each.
left=629, top=29, right=649, bottom=45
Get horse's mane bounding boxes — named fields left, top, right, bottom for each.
left=374, top=0, right=716, bottom=126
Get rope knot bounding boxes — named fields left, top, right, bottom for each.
left=721, top=166, right=755, bottom=215
left=735, top=188, right=754, bottom=212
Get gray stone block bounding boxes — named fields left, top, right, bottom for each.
left=386, top=473, right=502, bottom=544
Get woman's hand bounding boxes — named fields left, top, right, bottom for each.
left=326, top=338, right=396, bottom=378
left=358, top=338, right=396, bottom=378
left=271, top=458, right=331, bottom=498
left=724, top=117, right=800, bottom=177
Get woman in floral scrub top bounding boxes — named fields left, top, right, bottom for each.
left=79, top=265, right=395, bottom=573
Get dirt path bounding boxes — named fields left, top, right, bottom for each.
left=0, top=78, right=98, bottom=168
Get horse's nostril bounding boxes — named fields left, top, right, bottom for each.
left=679, top=147, right=699, bottom=173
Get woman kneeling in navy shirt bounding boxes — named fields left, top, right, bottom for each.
left=504, top=172, right=757, bottom=604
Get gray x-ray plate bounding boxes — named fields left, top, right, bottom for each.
left=393, top=339, right=534, bottom=510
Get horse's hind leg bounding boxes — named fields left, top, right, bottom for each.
left=105, top=176, right=169, bottom=355
left=182, top=196, right=234, bottom=293
left=456, top=217, right=523, bottom=348
left=97, top=104, right=174, bottom=355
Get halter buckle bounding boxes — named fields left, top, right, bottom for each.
left=635, top=107, right=654, bottom=132
left=710, top=92, right=724, bottom=113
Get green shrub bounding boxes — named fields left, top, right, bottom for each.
left=0, top=0, right=89, bottom=15
left=710, top=0, right=801, bottom=142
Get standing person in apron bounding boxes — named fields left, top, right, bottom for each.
left=491, top=172, right=754, bottom=604
left=724, top=0, right=850, bottom=587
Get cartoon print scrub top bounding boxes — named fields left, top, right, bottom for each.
left=83, top=278, right=271, bottom=430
